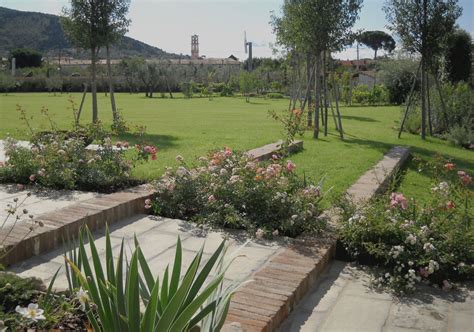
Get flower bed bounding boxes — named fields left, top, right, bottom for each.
left=147, top=148, right=326, bottom=238
left=338, top=157, right=473, bottom=292
left=0, top=135, right=157, bottom=193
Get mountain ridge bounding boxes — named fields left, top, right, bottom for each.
left=0, top=6, right=186, bottom=59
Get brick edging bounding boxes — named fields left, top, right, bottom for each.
left=0, top=185, right=154, bottom=266
left=223, top=146, right=410, bottom=332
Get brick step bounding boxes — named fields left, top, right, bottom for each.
left=0, top=185, right=154, bottom=266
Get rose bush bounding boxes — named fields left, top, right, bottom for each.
left=0, top=134, right=157, bottom=193
left=338, top=158, right=473, bottom=292
left=148, top=148, right=325, bottom=237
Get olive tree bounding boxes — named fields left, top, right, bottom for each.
left=62, top=0, right=104, bottom=122
left=385, top=0, right=461, bottom=139
left=272, top=0, right=362, bottom=139
left=98, top=0, right=131, bottom=124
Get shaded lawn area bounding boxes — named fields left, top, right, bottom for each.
left=0, top=93, right=472, bottom=205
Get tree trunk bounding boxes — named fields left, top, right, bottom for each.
left=323, top=52, right=328, bottom=137
left=399, top=62, right=422, bottom=138
left=306, top=53, right=313, bottom=127
left=76, top=83, right=88, bottom=125
left=313, top=52, right=321, bottom=139
left=426, top=72, right=433, bottom=135
left=374, top=48, right=378, bottom=60
left=334, top=82, right=344, bottom=139
left=420, top=58, right=426, bottom=140
left=420, top=0, right=427, bottom=140
left=434, top=75, right=449, bottom=130
left=91, top=47, right=98, bottom=123
left=106, top=45, right=117, bottom=124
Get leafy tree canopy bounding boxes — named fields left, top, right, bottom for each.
left=358, top=30, right=396, bottom=59
left=8, top=48, right=42, bottom=68
left=445, top=28, right=472, bottom=83
left=272, top=0, right=363, bottom=54
left=385, top=0, right=461, bottom=66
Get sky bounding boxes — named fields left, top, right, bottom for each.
left=1, top=0, right=473, bottom=60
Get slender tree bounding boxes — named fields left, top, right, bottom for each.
left=98, top=0, right=131, bottom=124
left=385, top=0, right=461, bottom=139
left=272, top=0, right=362, bottom=139
left=358, top=30, right=396, bottom=59
left=62, top=0, right=104, bottom=123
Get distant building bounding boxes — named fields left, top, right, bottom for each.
left=352, top=71, right=377, bottom=88
left=339, top=59, right=375, bottom=71
left=191, top=35, right=199, bottom=59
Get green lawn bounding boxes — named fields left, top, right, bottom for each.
left=0, top=92, right=472, bottom=205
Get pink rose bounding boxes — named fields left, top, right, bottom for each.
left=123, top=141, right=129, bottom=148
left=446, top=201, right=455, bottom=209
left=286, top=160, right=296, bottom=172
left=255, top=228, right=264, bottom=239
left=444, top=163, right=455, bottom=171
left=208, top=195, right=216, bottom=202
left=224, top=147, right=232, bottom=157
left=390, top=192, right=408, bottom=210
left=419, top=267, right=429, bottom=278
left=29, top=174, right=36, bottom=182
left=116, top=141, right=122, bottom=148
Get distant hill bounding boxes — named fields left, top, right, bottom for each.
left=0, top=6, right=185, bottom=59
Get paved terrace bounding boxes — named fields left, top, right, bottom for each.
left=280, top=261, right=474, bottom=332
left=0, top=184, right=101, bottom=228
left=10, top=215, right=286, bottom=291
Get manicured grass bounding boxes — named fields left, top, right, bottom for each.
left=0, top=93, right=472, bottom=205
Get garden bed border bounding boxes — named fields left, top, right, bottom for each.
left=222, top=145, right=410, bottom=332
left=1, top=143, right=410, bottom=332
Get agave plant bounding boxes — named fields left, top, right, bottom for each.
left=64, top=226, right=243, bottom=331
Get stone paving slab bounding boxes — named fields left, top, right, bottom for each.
left=246, top=140, right=303, bottom=161
left=279, top=260, right=474, bottom=332
left=9, top=215, right=284, bottom=291
left=346, top=146, right=410, bottom=204
left=0, top=184, right=101, bottom=228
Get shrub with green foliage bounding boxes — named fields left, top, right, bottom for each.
left=149, top=148, right=325, bottom=238
left=351, top=84, right=389, bottom=105
left=266, top=92, right=284, bottom=99
left=379, top=58, right=419, bottom=104
left=338, top=157, right=473, bottom=293
left=0, top=73, right=18, bottom=94
left=401, top=81, right=473, bottom=147
left=0, top=135, right=155, bottom=192
left=9, top=48, right=42, bottom=68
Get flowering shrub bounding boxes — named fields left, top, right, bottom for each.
left=0, top=134, right=157, bottom=193
left=149, top=148, right=325, bottom=237
left=338, top=158, right=473, bottom=292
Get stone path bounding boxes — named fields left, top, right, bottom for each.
left=10, top=215, right=284, bottom=291
left=0, top=184, right=101, bottom=228
left=279, top=260, right=474, bottom=332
